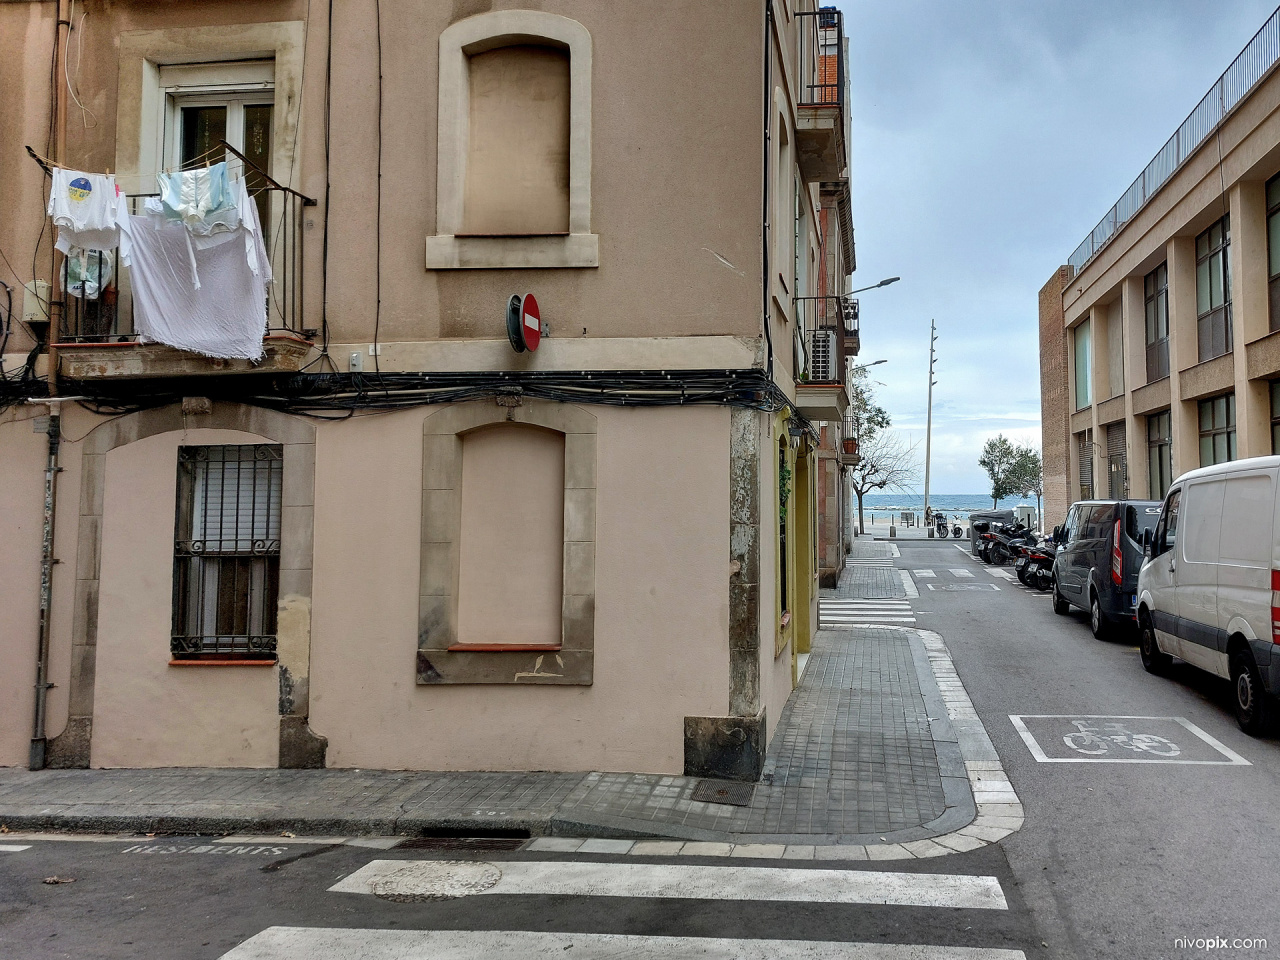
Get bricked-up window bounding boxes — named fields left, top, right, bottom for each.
left=172, top=445, right=282, bottom=661
left=1196, top=216, right=1232, bottom=362
left=1147, top=410, right=1172, bottom=500
left=1198, top=394, right=1237, bottom=467
left=1144, top=263, right=1169, bottom=382
left=1073, top=321, right=1091, bottom=410
left=1268, top=176, right=1280, bottom=331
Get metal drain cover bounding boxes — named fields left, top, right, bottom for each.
left=396, top=836, right=527, bottom=852
left=691, top=779, right=755, bottom=806
left=370, top=860, right=502, bottom=901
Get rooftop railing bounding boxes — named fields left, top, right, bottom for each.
left=1067, top=5, right=1280, bottom=281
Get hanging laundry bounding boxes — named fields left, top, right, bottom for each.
left=60, top=246, right=114, bottom=300
left=157, top=162, right=239, bottom=235
left=47, top=168, right=127, bottom=253
left=120, top=177, right=272, bottom=361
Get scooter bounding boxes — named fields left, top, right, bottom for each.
left=1015, top=541, right=1055, bottom=589
left=989, top=522, right=1037, bottom=566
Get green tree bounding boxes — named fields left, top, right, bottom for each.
left=978, top=434, right=1019, bottom=508
left=1010, top=445, right=1044, bottom=529
left=846, top=367, right=891, bottom=446
left=842, top=367, right=897, bottom=534
left=848, top=430, right=921, bottom=534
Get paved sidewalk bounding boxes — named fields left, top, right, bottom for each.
left=0, top=561, right=1016, bottom=854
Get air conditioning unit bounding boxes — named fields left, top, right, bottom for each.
left=809, top=329, right=836, bottom=381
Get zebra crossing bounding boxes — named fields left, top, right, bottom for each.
left=221, top=855, right=1028, bottom=959
left=845, top=557, right=896, bottom=567
left=820, top=597, right=915, bottom=626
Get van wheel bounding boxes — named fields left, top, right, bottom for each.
left=1139, top=615, right=1170, bottom=674
left=1052, top=578, right=1070, bottom=615
left=1089, top=592, right=1111, bottom=640
left=1230, top=650, right=1273, bottom=736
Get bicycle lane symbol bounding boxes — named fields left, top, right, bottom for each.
left=1062, top=719, right=1181, bottom=758
left=1008, top=715, right=1252, bottom=764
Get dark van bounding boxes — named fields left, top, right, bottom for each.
left=1051, top=499, right=1163, bottom=638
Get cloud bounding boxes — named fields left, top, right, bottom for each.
left=834, top=0, right=1277, bottom=492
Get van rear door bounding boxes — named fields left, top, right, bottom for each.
left=1176, top=478, right=1226, bottom=673
left=1214, top=469, right=1277, bottom=679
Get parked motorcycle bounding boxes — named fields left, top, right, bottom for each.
left=933, top=512, right=954, bottom=538
left=1015, top=541, right=1055, bottom=589
left=988, top=522, right=1037, bottom=566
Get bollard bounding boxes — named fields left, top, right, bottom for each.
left=889, top=524, right=897, bottom=538
left=928, top=526, right=934, bottom=538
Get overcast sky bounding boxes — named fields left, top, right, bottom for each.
left=836, top=0, right=1279, bottom=494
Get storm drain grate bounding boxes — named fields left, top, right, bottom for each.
left=396, top=836, right=528, bottom=852
left=691, top=779, right=755, bottom=807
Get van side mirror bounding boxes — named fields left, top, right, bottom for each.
left=1052, top=525, right=1062, bottom=543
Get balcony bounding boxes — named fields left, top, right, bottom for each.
left=51, top=186, right=316, bottom=381
left=794, top=294, right=857, bottom=421
left=794, top=8, right=848, bottom=183
left=838, top=417, right=860, bottom=466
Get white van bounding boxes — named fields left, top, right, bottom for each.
left=1136, top=456, right=1280, bottom=734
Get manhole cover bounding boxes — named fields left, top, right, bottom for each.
left=691, top=779, right=755, bottom=806
left=369, top=860, right=502, bottom=902
left=396, top=836, right=527, bottom=852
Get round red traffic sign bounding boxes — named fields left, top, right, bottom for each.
left=521, top=294, right=541, bottom=352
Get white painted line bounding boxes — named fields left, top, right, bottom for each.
left=913, top=569, right=937, bottom=577
left=329, top=860, right=1009, bottom=910
left=824, top=617, right=919, bottom=623
left=949, top=569, right=974, bottom=578
left=220, top=928, right=1028, bottom=959
left=822, top=599, right=912, bottom=606
left=926, top=583, right=1000, bottom=591
left=900, top=569, right=919, bottom=598
left=216, top=835, right=347, bottom=845
left=0, top=844, right=32, bottom=852
left=1008, top=715, right=1252, bottom=765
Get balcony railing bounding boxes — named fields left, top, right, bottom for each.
left=837, top=416, right=860, bottom=465
left=796, top=8, right=845, bottom=109
left=796, top=295, right=858, bottom=384
left=1067, top=6, right=1280, bottom=280
left=56, top=186, right=314, bottom=346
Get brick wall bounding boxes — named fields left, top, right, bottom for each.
left=1039, top=266, right=1072, bottom=527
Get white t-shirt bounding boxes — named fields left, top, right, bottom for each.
left=48, top=169, right=124, bottom=252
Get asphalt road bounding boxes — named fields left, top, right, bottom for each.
left=898, top=538, right=1280, bottom=960
left=2, top=540, right=1276, bottom=959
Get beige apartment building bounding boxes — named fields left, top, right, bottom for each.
left=0, top=1, right=859, bottom=780
left=1041, top=9, right=1280, bottom=527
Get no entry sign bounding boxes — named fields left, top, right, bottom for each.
left=506, top=294, right=542, bottom=353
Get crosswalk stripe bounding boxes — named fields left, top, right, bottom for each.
left=221, top=928, right=1028, bottom=959
left=0, top=844, right=31, bottom=852
left=824, top=617, right=919, bottom=623
left=822, top=600, right=911, bottom=606
left=949, top=569, right=974, bottom=578
left=328, top=860, right=1009, bottom=910
left=913, top=569, right=936, bottom=577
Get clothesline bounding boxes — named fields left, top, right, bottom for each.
left=24, top=141, right=313, bottom=205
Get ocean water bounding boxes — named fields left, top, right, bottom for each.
left=857, top=493, right=1038, bottom=519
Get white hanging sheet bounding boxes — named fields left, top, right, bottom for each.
left=120, top=178, right=273, bottom=361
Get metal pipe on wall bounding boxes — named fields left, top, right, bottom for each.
left=29, top=407, right=61, bottom=770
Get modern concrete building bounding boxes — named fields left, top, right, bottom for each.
left=0, top=1, right=859, bottom=780
left=1040, top=8, right=1280, bottom=527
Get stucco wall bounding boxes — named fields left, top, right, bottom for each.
left=91, top=429, right=281, bottom=768
left=306, top=403, right=731, bottom=773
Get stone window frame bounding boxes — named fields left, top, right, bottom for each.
left=424, top=10, right=598, bottom=270
left=418, top=400, right=596, bottom=685
left=46, top=403, right=325, bottom=769
left=115, top=21, right=305, bottom=197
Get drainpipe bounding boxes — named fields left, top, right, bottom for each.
left=761, top=0, right=774, bottom=379
left=27, top=397, right=82, bottom=770
left=28, top=407, right=60, bottom=769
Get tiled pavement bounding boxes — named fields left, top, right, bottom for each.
left=0, top=552, right=994, bottom=849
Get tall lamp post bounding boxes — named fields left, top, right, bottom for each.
left=923, top=321, right=937, bottom=534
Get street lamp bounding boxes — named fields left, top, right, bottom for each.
left=850, top=359, right=887, bottom=372
left=848, top=277, right=900, bottom=296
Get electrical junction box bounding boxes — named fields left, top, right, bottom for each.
left=23, top=280, right=51, bottom=326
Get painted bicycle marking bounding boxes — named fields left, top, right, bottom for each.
left=1061, top=719, right=1180, bottom=757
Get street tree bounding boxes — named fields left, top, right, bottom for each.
left=978, top=434, right=1019, bottom=507
left=846, top=366, right=891, bottom=446
left=848, top=430, right=921, bottom=534
left=1011, top=445, right=1044, bottom=528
